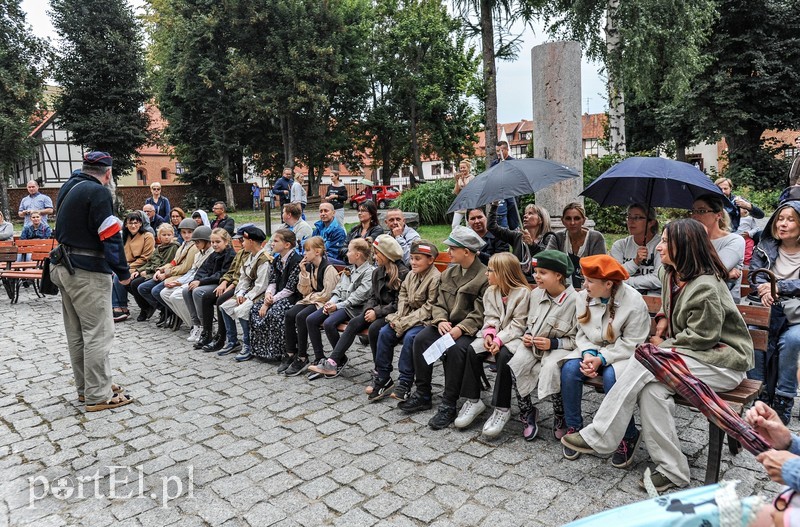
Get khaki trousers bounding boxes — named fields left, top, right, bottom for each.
left=51, top=265, right=114, bottom=405
left=579, top=356, right=744, bottom=486
left=161, top=284, right=193, bottom=327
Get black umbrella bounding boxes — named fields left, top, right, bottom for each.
left=581, top=156, right=723, bottom=209
left=447, top=158, right=579, bottom=213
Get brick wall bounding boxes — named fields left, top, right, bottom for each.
left=7, top=183, right=254, bottom=216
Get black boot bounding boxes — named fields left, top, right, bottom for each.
left=772, top=395, right=794, bottom=425
left=203, top=332, right=226, bottom=352
left=194, top=330, right=212, bottom=350
left=155, top=309, right=167, bottom=327
left=172, top=316, right=183, bottom=331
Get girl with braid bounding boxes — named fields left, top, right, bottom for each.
left=560, top=255, right=650, bottom=468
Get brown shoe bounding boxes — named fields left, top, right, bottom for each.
left=78, top=384, right=123, bottom=403
left=85, top=393, right=134, bottom=412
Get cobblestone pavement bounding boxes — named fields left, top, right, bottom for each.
left=1, top=295, right=793, bottom=527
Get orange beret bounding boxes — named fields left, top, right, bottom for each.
left=580, top=254, right=630, bottom=282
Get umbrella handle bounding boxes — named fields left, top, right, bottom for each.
left=750, top=268, right=778, bottom=301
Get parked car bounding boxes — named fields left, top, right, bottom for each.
left=350, top=185, right=401, bottom=209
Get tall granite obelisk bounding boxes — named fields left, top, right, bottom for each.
left=532, top=42, right=583, bottom=220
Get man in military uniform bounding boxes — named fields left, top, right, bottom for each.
left=51, top=152, right=134, bottom=412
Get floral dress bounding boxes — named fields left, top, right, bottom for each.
left=250, top=253, right=301, bottom=360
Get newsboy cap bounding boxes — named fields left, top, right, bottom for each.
left=443, top=226, right=484, bottom=253
left=235, top=225, right=266, bottom=243
left=83, top=151, right=113, bottom=167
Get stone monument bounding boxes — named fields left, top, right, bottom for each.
left=531, top=41, right=583, bottom=224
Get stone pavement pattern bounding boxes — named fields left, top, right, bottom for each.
left=0, top=295, right=792, bottom=526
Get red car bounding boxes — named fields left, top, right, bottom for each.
left=349, top=185, right=401, bottom=209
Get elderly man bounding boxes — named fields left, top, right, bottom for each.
left=312, top=203, right=346, bottom=260
left=18, top=180, right=54, bottom=227
left=143, top=203, right=165, bottom=231
left=385, top=208, right=421, bottom=265
left=280, top=203, right=312, bottom=252
left=467, top=207, right=509, bottom=265
left=50, top=152, right=133, bottom=412
left=210, top=201, right=235, bottom=235
left=273, top=168, right=294, bottom=208
left=400, top=226, right=489, bottom=430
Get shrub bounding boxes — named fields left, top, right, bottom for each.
left=394, top=179, right=455, bottom=225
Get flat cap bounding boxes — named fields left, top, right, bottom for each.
left=83, top=151, right=113, bottom=167
left=443, top=226, right=484, bottom=253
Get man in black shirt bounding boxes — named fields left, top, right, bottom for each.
left=51, top=152, right=134, bottom=412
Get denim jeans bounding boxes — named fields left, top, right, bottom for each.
left=220, top=309, right=238, bottom=345
left=776, top=324, right=800, bottom=399
left=111, top=275, right=128, bottom=308
left=138, top=279, right=167, bottom=310
left=375, top=324, right=423, bottom=384
left=561, top=358, right=637, bottom=438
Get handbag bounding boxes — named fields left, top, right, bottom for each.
left=39, top=257, right=59, bottom=295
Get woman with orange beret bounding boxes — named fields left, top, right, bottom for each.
left=559, top=254, right=650, bottom=467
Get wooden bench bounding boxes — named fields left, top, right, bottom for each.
left=0, top=240, right=56, bottom=303
left=585, top=294, right=766, bottom=484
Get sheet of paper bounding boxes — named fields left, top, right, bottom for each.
left=423, top=333, right=456, bottom=365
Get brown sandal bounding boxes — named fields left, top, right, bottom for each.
left=85, top=392, right=133, bottom=412
left=78, top=384, right=124, bottom=403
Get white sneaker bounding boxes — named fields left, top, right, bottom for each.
left=454, top=399, right=486, bottom=429
left=187, top=326, right=201, bottom=342
left=482, top=408, right=511, bottom=438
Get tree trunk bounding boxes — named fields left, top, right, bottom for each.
left=221, top=149, right=236, bottom=210
left=0, top=168, right=10, bottom=222
left=480, top=0, right=498, bottom=166
left=605, top=0, right=626, bottom=155
left=281, top=114, right=296, bottom=168
left=381, top=139, right=392, bottom=186
left=675, top=143, right=686, bottom=162
left=409, top=101, right=422, bottom=187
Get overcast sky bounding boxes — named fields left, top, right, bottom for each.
left=21, top=0, right=607, bottom=123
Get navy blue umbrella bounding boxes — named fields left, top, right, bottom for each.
left=581, top=157, right=723, bottom=209
left=447, top=158, right=579, bottom=213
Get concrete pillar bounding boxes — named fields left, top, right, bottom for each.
left=532, top=41, right=583, bottom=220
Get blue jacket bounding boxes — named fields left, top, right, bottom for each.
left=313, top=219, right=346, bottom=260
left=749, top=201, right=800, bottom=297
left=21, top=223, right=52, bottom=240
left=272, top=176, right=292, bottom=206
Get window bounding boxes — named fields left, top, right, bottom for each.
left=686, top=155, right=704, bottom=172
left=175, top=162, right=184, bottom=175
left=785, top=147, right=798, bottom=158
left=583, top=139, right=599, bottom=158
left=431, top=164, right=442, bottom=176
left=519, top=132, right=531, bottom=141
left=161, top=169, right=168, bottom=180
left=137, top=170, right=146, bottom=183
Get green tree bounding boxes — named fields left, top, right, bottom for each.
left=363, top=0, right=481, bottom=185
left=50, top=0, right=151, bottom=182
left=0, top=0, right=48, bottom=220
left=146, top=0, right=247, bottom=208
left=537, top=0, right=717, bottom=154
left=676, top=0, right=800, bottom=188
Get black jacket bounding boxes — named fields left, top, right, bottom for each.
left=55, top=171, right=129, bottom=279
left=211, top=216, right=235, bottom=236
left=363, top=261, right=410, bottom=318
left=194, top=247, right=236, bottom=285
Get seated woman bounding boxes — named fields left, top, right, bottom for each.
left=248, top=229, right=303, bottom=363
left=180, top=228, right=235, bottom=343
left=306, top=239, right=374, bottom=379
left=191, top=209, right=210, bottom=227
left=690, top=194, right=745, bottom=302
left=137, top=218, right=198, bottom=327
left=20, top=212, right=52, bottom=239
left=545, top=202, right=606, bottom=288
left=508, top=250, right=577, bottom=441
left=371, top=240, right=441, bottom=402
left=217, top=226, right=272, bottom=357
left=0, top=211, right=13, bottom=241
left=561, top=255, right=650, bottom=465
left=715, top=176, right=764, bottom=233
left=127, top=223, right=179, bottom=321
left=333, top=200, right=383, bottom=264
left=749, top=201, right=800, bottom=424
left=561, top=219, right=754, bottom=493
left=169, top=207, right=186, bottom=239
left=112, top=212, right=155, bottom=322
left=280, top=237, right=340, bottom=376
left=312, top=235, right=408, bottom=380
left=159, top=226, right=214, bottom=331
left=457, top=252, right=530, bottom=438
left=610, top=204, right=662, bottom=295
left=487, top=201, right=553, bottom=283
